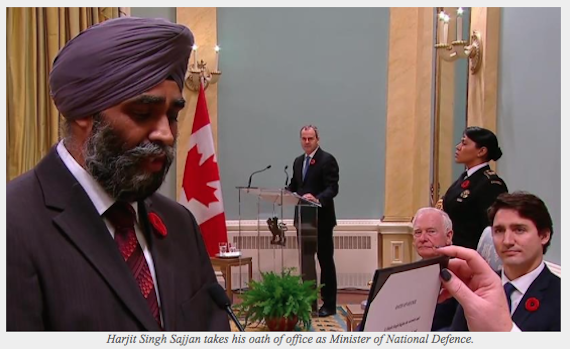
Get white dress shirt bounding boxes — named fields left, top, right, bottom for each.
left=501, top=261, right=545, bottom=315
left=466, top=162, right=489, bottom=177
left=56, top=141, right=163, bottom=319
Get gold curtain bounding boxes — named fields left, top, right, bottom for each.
left=6, top=7, right=120, bottom=181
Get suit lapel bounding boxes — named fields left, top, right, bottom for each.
left=446, top=165, right=491, bottom=202
left=139, top=199, right=177, bottom=331
left=449, top=169, right=471, bottom=196
left=512, top=267, right=551, bottom=328
left=295, top=155, right=303, bottom=184
left=37, top=148, right=160, bottom=331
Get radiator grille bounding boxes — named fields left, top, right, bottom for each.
left=226, top=231, right=378, bottom=290
left=334, top=235, right=371, bottom=250
left=231, top=235, right=298, bottom=250
left=231, top=235, right=372, bottom=250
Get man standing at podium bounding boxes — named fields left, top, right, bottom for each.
left=288, top=125, right=340, bottom=317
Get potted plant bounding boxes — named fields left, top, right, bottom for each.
left=235, top=268, right=320, bottom=331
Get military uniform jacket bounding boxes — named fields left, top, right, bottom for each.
left=442, top=165, right=508, bottom=249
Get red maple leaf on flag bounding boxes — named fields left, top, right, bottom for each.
left=182, top=145, right=221, bottom=207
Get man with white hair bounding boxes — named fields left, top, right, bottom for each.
left=412, top=207, right=456, bottom=330
left=412, top=207, right=454, bottom=259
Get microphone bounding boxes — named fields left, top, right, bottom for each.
left=207, top=283, right=245, bottom=332
left=247, top=165, right=271, bottom=188
left=284, top=165, right=289, bottom=187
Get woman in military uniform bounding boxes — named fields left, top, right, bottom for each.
left=441, top=127, right=508, bottom=250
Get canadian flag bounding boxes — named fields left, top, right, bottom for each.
left=178, top=83, right=228, bottom=256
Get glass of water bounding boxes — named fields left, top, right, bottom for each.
left=218, top=242, right=227, bottom=255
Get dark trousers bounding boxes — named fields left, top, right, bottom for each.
left=297, top=225, right=337, bottom=309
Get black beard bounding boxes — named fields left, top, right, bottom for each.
left=83, top=117, right=175, bottom=202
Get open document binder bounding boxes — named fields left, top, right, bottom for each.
left=359, top=256, right=449, bottom=332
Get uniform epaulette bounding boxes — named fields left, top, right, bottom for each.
left=484, top=169, right=497, bottom=179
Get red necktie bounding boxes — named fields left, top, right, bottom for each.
left=105, top=202, right=161, bottom=327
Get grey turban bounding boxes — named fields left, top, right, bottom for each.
left=49, top=17, right=194, bottom=120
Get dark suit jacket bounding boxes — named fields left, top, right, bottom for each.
left=450, top=266, right=561, bottom=331
left=443, top=165, right=507, bottom=249
left=7, top=147, right=230, bottom=331
left=288, top=147, right=339, bottom=230
left=432, top=298, right=458, bottom=331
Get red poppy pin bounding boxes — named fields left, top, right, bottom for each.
left=310, top=159, right=316, bottom=165
left=461, top=180, right=470, bottom=189
left=148, top=212, right=167, bottom=237
left=525, top=297, right=540, bottom=312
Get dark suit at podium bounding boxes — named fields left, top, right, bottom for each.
left=288, top=147, right=339, bottom=310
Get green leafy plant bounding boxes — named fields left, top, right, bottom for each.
left=235, top=268, right=320, bottom=330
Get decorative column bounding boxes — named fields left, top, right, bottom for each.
left=381, top=7, right=434, bottom=267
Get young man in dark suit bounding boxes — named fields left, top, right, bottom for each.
left=450, top=192, right=560, bottom=331
left=7, top=17, right=230, bottom=331
left=288, top=125, right=339, bottom=317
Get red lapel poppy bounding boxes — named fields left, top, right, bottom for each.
left=461, top=180, right=470, bottom=189
left=525, top=297, right=540, bottom=312
left=148, top=212, right=167, bottom=237
left=310, top=159, right=316, bottom=165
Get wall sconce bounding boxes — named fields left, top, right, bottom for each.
left=434, top=8, right=482, bottom=74
left=185, top=44, right=222, bottom=91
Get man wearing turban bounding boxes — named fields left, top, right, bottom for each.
left=7, top=17, right=230, bottom=331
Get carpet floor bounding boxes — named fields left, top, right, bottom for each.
left=230, top=305, right=352, bottom=332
